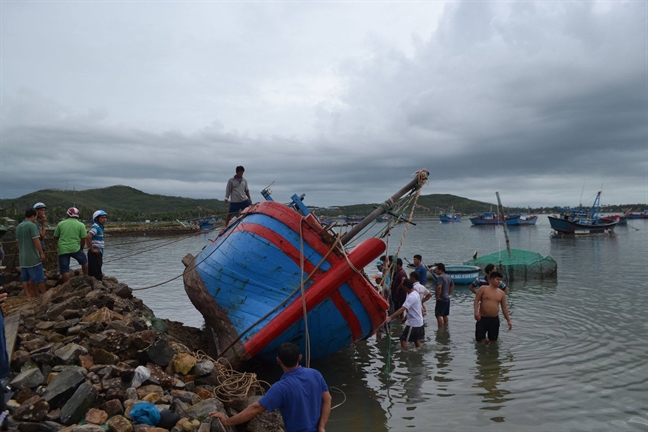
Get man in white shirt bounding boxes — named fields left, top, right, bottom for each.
left=410, top=271, right=432, bottom=316
left=385, top=279, right=424, bottom=349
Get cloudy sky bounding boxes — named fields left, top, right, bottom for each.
left=1, top=1, right=646, bottom=208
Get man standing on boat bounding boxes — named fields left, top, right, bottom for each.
left=210, top=342, right=331, bottom=432
left=413, top=254, right=428, bottom=285
left=224, top=165, right=252, bottom=227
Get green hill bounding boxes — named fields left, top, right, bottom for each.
left=1, top=185, right=642, bottom=223
left=0, top=186, right=227, bottom=222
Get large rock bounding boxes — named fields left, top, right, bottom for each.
left=190, top=361, right=214, bottom=377
left=184, top=398, right=225, bottom=422
left=10, top=367, right=45, bottom=389
left=173, top=353, right=197, bottom=375
left=144, top=338, right=175, bottom=367
left=54, top=343, right=88, bottom=365
left=42, top=367, right=86, bottom=407
left=85, top=408, right=109, bottom=425
left=13, top=395, right=50, bottom=422
left=106, top=415, right=133, bottom=432
left=90, top=348, right=120, bottom=365
left=60, top=383, right=99, bottom=425
left=71, top=426, right=105, bottom=432
left=47, top=297, right=83, bottom=320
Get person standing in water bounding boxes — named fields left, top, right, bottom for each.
left=474, top=271, right=512, bottom=343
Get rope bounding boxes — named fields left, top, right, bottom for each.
left=299, top=216, right=312, bottom=368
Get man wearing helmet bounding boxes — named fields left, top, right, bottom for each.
left=53, top=207, right=88, bottom=283
left=86, top=210, right=107, bottom=281
left=32, top=202, right=47, bottom=251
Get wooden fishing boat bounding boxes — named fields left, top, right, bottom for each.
left=182, top=171, right=428, bottom=366
left=430, top=265, right=481, bottom=285
left=439, top=213, right=461, bottom=222
left=548, top=191, right=617, bottom=234
left=469, top=212, right=501, bottom=225
left=627, top=210, right=648, bottom=219
left=505, top=213, right=538, bottom=226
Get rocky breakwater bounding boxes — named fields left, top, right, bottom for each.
left=2, top=276, right=282, bottom=432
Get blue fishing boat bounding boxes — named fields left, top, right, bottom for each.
left=182, top=171, right=429, bottom=366
left=505, top=213, right=538, bottom=226
left=469, top=212, right=501, bottom=225
left=439, top=213, right=461, bottom=222
left=548, top=191, right=617, bottom=234
left=430, top=265, right=481, bottom=285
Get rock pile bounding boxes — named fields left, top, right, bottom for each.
left=1, top=275, right=283, bottom=432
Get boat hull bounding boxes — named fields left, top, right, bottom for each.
left=439, top=214, right=461, bottom=222
left=430, top=265, right=481, bottom=285
left=182, top=201, right=388, bottom=366
left=548, top=216, right=617, bottom=234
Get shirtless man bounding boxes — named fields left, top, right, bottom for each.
left=474, top=271, right=512, bottom=343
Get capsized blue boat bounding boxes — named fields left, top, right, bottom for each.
left=182, top=171, right=429, bottom=367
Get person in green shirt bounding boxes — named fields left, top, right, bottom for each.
left=53, top=207, right=88, bottom=283
left=15, top=209, right=46, bottom=299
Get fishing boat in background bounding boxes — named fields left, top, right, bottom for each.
left=469, top=212, right=501, bottom=225
left=470, top=211, right=538, bottom=226
left=505, top=213, right=538, bottom=226
left=344, top=216, right=364, bottom=223
left=439, top=207, right=462, bottom=222
left=182, top=171, right=429, bottom=367
left=627, top=210, right=648, bottom=219
left=599, top=214, right=628, bottom=226
left=430, top=264, right=481, bottom=285
left=548, top=191, right=617, bottom=234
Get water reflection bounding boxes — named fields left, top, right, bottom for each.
left=433, top=327, right=455, bottom=395
left=473, top=343, right=515, bottom=419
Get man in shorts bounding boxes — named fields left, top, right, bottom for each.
left=386, top=279, right=424, bottom=350
left=434, top=263, right=454, bottom=328
left=474, top=271, right=512, bottom=343
left=16, top=209, right=46, bottom=299
left=224, top=165, right=252, bottom=227
left=54, top=207, right=88, bottom=282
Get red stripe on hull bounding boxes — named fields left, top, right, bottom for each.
left=346, top=277, right=389, bottom=331
left=329, top=290, right=362, bottom=341
left=243, top=238, right=386, bottom=358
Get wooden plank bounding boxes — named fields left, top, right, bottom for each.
left=4, top=312, right=20, bottom=359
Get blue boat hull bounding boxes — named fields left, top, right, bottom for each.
left=183, top=201, right=388, bottom=366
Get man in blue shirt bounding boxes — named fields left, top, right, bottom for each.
left=413, top=254, right=428, bottom=285
left=210, top=342, right=332, bottom=432
left=469, top=263, right=508, bottom=294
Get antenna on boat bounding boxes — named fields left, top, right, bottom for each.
left=261, top=181, right=276, bottom=201
left=579, top=179, right=586, bottom=207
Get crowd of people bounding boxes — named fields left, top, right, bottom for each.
left=374, top=255, right=513, bottom=349
left=13, top=203, right=108, bottom=300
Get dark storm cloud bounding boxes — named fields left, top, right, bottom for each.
left=1, top=2, right=646, bottom=208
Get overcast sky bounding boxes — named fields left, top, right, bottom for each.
left=1, top=1, right=646, bottom=208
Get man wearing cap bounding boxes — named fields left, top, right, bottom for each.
left=224, top=165, right=252, bottom=227
left=15, top=209, right=46, bottom=299
left=53, top=207, right=88, bottom=283
left=32, top=202, right=47, bottom=251
left=86, top=210, right=107, bottom=281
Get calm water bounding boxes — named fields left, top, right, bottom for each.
left=102, top=217, right=648, bottom=431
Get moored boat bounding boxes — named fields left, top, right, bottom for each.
left=182, top=171, right=429, bottom=367
left=548, top=191, right=617, bottom=234
left=627, top=210, right=648, bottom=219
left=439, top=213, right=461, bottom=222
left=469, top=212, right=501, bottom=225
left=505, top=213, right=538, bottom=226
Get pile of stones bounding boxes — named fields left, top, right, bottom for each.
left=1, top=275, right=282, bottom=432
